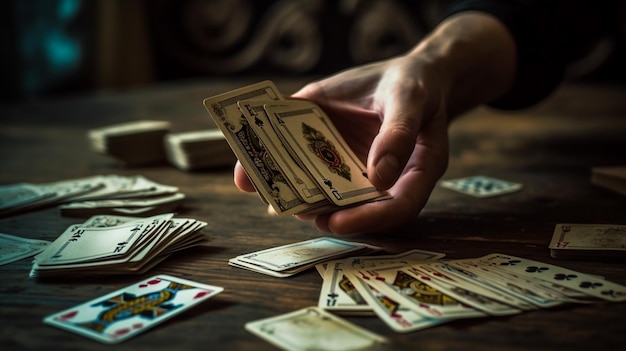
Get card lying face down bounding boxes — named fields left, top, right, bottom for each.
left=203, top=81, right=390, bottom=217
left=43, top=275, right=223, bottom=344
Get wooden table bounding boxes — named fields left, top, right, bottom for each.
left=1, top=78, right=625, bottom=351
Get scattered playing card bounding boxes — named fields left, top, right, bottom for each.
left=245, top=306, right=389, bottom=351
left=0, top=233, right=50, bottom=265
left=439, top=175, right=522, bottom=198
left=229, top=237, right=381, bottom=278
left=549, top=223, right=626, bottom=260
left=43, top=275, right=223, bottom=344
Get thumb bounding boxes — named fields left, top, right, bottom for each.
left=367, top=85, right=424, bottom=189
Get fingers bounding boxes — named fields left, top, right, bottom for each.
left=320, top=167, right=434, bottom=234
left=233, top=161, right=256, bottom=192
left=295, top=161, right=440, bottom=235
left=368, top=74, right=427, bottom=190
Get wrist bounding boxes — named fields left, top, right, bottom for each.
left=408, top=12, right=517, bottom=116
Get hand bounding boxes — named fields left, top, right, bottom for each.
left=234, top=13, right=516, bottom=234
left=236, top=53, right=451, bottom=234
left=293, top=54, right=451, bottom=234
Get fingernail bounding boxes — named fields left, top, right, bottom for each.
left=375, top=154, right=400, bottom=188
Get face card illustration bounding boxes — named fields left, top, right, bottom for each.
left=439, top=176, right=522, bottom=198
left=361, top=264, right=486, bottom=320
left=246, top=307, right=389, bottom=351
left=342, top=265, right=443, bottom=333
left=265, top=100, right=388, bottom=207
left=43, top=275, right=223, bottom=344
left=406, top=265, right=521, bottom=316
left=318, top=261, right=372, bottom=314
left=237, top=100, right=327, bottom=204
left=203, top=81, right=311, bottom=216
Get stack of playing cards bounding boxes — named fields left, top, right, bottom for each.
left=0, top=174, right=184, bottom=218
left=549, top=223, right=626, bottom=261
left=89, top=120, right=170, bottom=166
left=30, top=213, right=210, bottom=278
left=0, top=233, right=50, bottom=266
left=203, top=81, right=390, bottom=217
left=439, top=175, right=523, bottom=198
left=164, top=129, right=237, bottom=171
left=312, top=251, right=626, bottom=333
left=591, top=166, right=626, bottom=196
left=229, top=237, right=382, bottom=278
left=44, top=275, right=223, bottom=344
left=0, top=179, right=103, bottom=217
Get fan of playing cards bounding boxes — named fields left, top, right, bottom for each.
left=203, top=81, right=390, bottom=217
left=30, top=213, right=210, bottom=278
left=317, top=251, right=626, bottom=333
left=230, top=237, right=626, bottom=336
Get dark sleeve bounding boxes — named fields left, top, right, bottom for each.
left=444, top=0, right=614, bottom=110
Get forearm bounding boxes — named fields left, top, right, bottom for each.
left=409, top=12, right=517, bottom=118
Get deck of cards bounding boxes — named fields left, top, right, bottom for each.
left=30, top=213, right=210, bottom=278
left=549, top=223, right=626, bottom=261
left=0, top=174, right=184, bottom=218
left=591, top=166, right=626, bottom=196
left=309, top=251, right=626, bottom=334
left=203, top=81, right=390, bottom=217
left=44, top=275, right=223, bottom=344
left=229, top=237, right=382, bottom=278
left=0, top=233, right=50, bottom=266
left=89, top=120, right=171, bottom=166
left=165, top=129, right=237, bottom=171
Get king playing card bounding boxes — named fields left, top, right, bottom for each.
left=43, top=275, right=223, bottom=344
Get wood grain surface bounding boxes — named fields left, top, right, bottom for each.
left=1, top=79, right=625, bottom=351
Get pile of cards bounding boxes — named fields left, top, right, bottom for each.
left=591, top=166, right=626, bottom=196
left=164, top=129, right=237, bottom=171
left=0, top=174, right=184, bottom=218
left=30, top=213, right=210, bottom=278
left=89, top=120, right=170, bottom=166
left=314, top=251, right=626, bottom=333
left=203, top=81, right=389, bottom=217
left=549, top=223, right=626, bottom=261
left=440, top=175, right=523, bottom=198
left=44, top=275, right=223, bottom=344
left=0, top=233, right=50, bottom=266
left=229, top=237, right=382, bottom=278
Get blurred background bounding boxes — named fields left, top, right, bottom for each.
left=2, top=0, right=626, bottom=102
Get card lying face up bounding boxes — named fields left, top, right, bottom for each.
left=203, top=81, right=390, bottom=217
left=43, top=275, right=223, bottom=344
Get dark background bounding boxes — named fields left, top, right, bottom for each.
left=1, top=0, right=626, bottom=102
